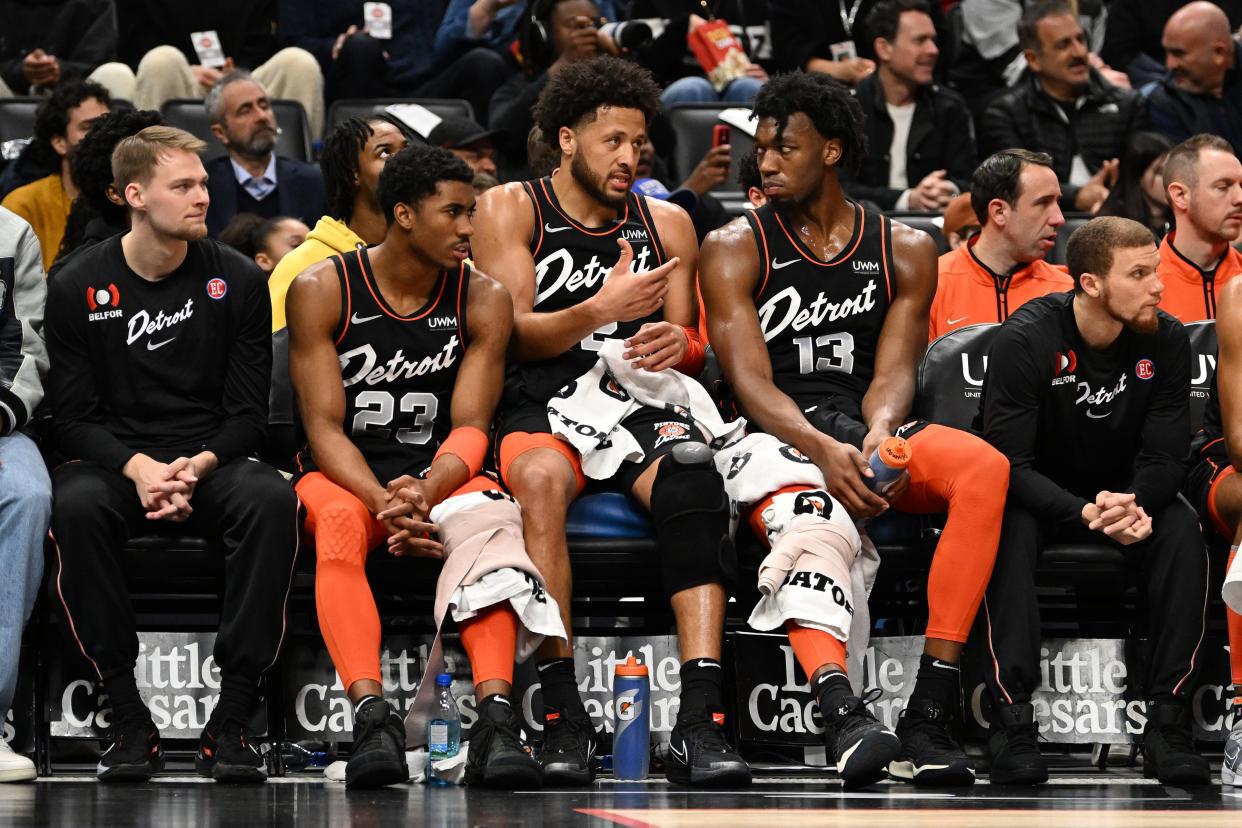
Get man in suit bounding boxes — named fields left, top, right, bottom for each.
left=203, top=71, right=325, bottom=237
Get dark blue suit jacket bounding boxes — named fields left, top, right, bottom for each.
left=205, top=155, right=327, bottom=238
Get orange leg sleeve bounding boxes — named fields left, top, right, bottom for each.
left=786, top=622, right=848, bottom=680
left=296, top=472, right=389, bottom=693
left=458, top=603, right=519, bottom=687
left=894, top=424, right=1009, bottom=644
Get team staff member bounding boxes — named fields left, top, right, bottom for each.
left=1156, top=134, right=1242, bottom=322
left=288, top=144, right=553, bottom=790
left=980, top=216, right=1210, bottom=786
left=701, top=72, right=1009, bottom=786
left=472, top=56, right=750, bottom=788
left=45, top=126, right=299, bottom=784
left=1187, top=276, right=1242, bottom=786
left=931, top=150, right=1072, bottom=341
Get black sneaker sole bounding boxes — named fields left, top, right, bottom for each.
left=213, top=762, right=268, bottom=784
left=97, top=757, right=162, bottom=784
left=541, top=761, right=593, bottom=786
left=466, top=759, right=543, bottom=790
left=836, top=730, right=901, bottom=789
left=345, top=754, right=409, bottom=789
left=1142, top=756, right=1211, bottom=785
left=989, top=762, right=1049, bottom=786
left=664, top=761, right=752, bottom=788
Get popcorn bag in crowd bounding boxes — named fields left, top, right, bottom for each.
left=688, top=19, right=752, bottom=93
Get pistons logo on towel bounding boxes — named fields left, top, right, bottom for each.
left=653, top=421, right=690, bottom=448
left=793, top=489, right=833, bottom=518
left=1135, top=358, right=1154, bottom=380
left=599, top=373, right=631, bottom=402
left=779, top=444, right=814, bottom=464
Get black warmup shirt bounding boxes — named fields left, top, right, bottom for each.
left=295, top=248, right=469, bottom=484
left=46, top=236, right=271, bottom=471
left=980, top=292, right=1191, bottom=525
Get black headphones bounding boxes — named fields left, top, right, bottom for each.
left=526, top=0, right=555, bottom=63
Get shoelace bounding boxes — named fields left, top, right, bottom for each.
left=1004, top=722, right=1041, bottom=755
left=1157, top=723, right=1197, bottom=753
left=545, top=714, right=594, bottom=757
left=684, top=714, right=734, bottom=754
left=902, top=706, right=959, bottom=750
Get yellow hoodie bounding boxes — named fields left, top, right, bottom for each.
left=269, top=215, right=365, bottom=333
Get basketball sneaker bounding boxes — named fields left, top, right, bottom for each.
left=889, top=696, right=976, bottom=785
left=987, top=702, right=1047, bottom=785
left=664, top=708, right=752, bottom=787
left=822, top=690, right=901, bottom=789
left=97, top=716, right=163, bottom=783
left=1142, top=700, right=1210, bottom=785
left=196, top=717, right=267, bottom=783
left=0, top=738, right=36, bottom=782
left=539, top=707, right=598, bottom=786
left=465, top=695, right=541, bottom=789
left=1224, top=706, right=1242, bottom=787
left=345, top=697, right=409, bottom=789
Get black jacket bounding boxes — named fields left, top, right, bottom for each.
left=0, top=0, right=117, bottom=94
left=204, top=155, right=326, bottom=238
left=845, top=73, right=977, bottom=210
left=979, top=69, right=1147, bottom=210
left=1148, top=41, right=1242, bottom=158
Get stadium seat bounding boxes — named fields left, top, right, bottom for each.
left=665, top=103, right=755, bottom=195
left=1049, top=212, right=1091, bottom=265
left=161, top=99, right=313, bottom=162
left=0, top=97, right=39, bottom=143
left=886, top=211, right=949, bottom=254
left=915, top=322, right=997, bottom=430
left=325, top=98, right=475, bottom=134
left=1186, top=320, right=1217, bottom=433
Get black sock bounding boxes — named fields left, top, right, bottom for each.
left=102, top=670, right=148, bottom=724
left=812, top=670, right=853, bottom=715
left=909, top=655, right=960, bottom=712
left=212, top=673, right=258, bottom=725
left=537, top=658, right=585, bottom=721
left=679, top=658, right=724, bottom=716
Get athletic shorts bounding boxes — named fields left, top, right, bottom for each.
left=1185, top=437, right=1237, bottom=538
left=496, top=403, right=702, bottom=495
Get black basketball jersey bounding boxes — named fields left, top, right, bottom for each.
left=504, top=176, right=668, bottom=407
left=296, top=247, right=469, bottom=484
left=745, top=201, right=894, bottom=407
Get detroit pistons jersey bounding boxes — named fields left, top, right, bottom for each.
left=296, top=248, right=469, bottom=484
left=746, top=201, right=894, bottom=407
left=505, top=176, right=668, bottom=406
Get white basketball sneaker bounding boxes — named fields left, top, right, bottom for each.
left=0, top=737, right=36, bottom=782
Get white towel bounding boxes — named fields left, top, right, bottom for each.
left=546, top=339, right=745, bottom=479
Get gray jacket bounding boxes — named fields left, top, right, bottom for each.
left=0, top=206, right=46, bottom=434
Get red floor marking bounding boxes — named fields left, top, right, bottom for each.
left=577, top=809, right=660, bottom=827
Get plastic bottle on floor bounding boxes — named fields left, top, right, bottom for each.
left=427, top=673, right=461, bottom=786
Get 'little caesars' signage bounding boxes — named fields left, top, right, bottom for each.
left=732, top=633, right=1232, bottom=746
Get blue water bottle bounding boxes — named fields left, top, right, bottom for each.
left=613, top=655, right=650, bottom=780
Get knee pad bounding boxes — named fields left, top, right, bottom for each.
left=649, top=443, right=737, bottom=595
left=313, top=501, right=372, bottom=567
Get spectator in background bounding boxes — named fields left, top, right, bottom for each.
left=203, top=72, right=326, bottom=238
left=1098, top=131, right=1174, bottom=241
left=219, top=214, right=309, bottom=275
left=427, top=116, right=502, bottom=192
left=931, top=149, right=1071, bottom=341
left=941, top=192, right=980, bottom=250
left=1155, top=133, right=1242, bottom=322
left=768, top=0, right=881, bottom=83
left=1148, top=1, right=1242, bottom=157
left=737, top=147, right=765, bottom=209
left=980, top=1, right=1146, bottom=214
left=632, top=136, right=731, bottom=241
left=0, top=207, right=50, bottom=785
left=0, top=0, right=133, bottom=99
left=279, top=0, right=510, bottom=125
left=1101, top=0, right=1242, bottom=88
left=55, top=109, right=164, bottom=267
left=1, top=80, right=111, bottom=269
left=846, top=0, right=974, bottom=211
left=115, top=1, right=325, bottom=136
left=489, top=0, right=616, bottom=176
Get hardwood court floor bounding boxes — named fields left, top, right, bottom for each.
left=3, top=770, right=1240, bottom=827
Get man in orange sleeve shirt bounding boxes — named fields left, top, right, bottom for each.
left=1156, top=134, right=1242, bottom=323
left=932, top=149, right=1072, bottom=341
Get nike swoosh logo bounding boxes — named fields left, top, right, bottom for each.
left=771, top=258, right=799, bottom=270
left=695, top=659, right=721, bottom=669
left=947, top=316, right=969, bottom=325
left=544, top=223, right=573, bottom=234
left=147, top=338, right=175, bottom=351
left=351, top=313, right=382, bottom=324
left=668, top=741, right=688, bottom=763
left=1085, top=410, right=1112, bottom=419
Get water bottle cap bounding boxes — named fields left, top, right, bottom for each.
left=876, top=436, right=911, bottom=469
left=436, top=673, right=452, bottom=686
left=614, top=655, right=648, bottom=677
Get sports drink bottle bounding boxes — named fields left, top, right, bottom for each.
left=612, top=656, right=650, bottom=780
left=867, top=436, right=911, bottom=495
